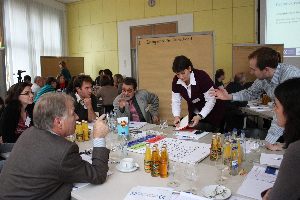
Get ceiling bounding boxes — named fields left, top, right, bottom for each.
left=55, top=0, right=80, bottom=3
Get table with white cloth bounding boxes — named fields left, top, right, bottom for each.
left=71, top=124, right=283, bottom=200
left=240, top=100, right=273, bottom=120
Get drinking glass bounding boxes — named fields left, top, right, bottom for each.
left=106, top=133, right=121, bottom=163
left=159, top=119, right=168, bottom=130
left=215, top=154, right=228, bottom=185
left=184, top=164, right=199, bottom=194
left=167, top=162, right=180, bottom=188
left=249, top=136, right=261, bottom=163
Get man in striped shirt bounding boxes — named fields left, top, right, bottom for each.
left=212, top=47, right=300, bottom=151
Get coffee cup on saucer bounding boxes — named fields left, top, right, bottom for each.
left=120, top=158, right=135, bottom=170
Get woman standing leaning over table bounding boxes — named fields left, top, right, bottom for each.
left=262, top=78, right=300, bottom=200
left=171, top=55, right=225, bottom=132
left=0, top=82, right=34, bottom=143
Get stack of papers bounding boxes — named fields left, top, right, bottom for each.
left=175, top=130, right=209, bottom=140
left=129, top=121, right=147, bottom=130
left=124, top=186, right=173, bottom=200
left=260, top=153, right=283, bottom=168
left=237, top=165, right=277, bottom=199
left=127, top=138, right=210, bottom=164
left=124, top=186, right=210, bottom=200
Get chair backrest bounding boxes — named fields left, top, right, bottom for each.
left=243, top=128, right=267, bottom=140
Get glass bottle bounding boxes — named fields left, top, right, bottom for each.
left=160, top=147, right=168, bottom=178
left=144, top=143, right=152, bottom=173
left=151, top=147, right=160, bottom=177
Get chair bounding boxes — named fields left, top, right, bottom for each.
left=242, top=128, right=268, bottom=140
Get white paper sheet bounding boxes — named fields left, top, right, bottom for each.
left=171, top=192, right=210, bottom=200
left=229, top=195, right=251, bottom=200
left=127, top=138, right=210, bottom=164
left=260, top=153, right=283, bottom=168
left=175, top=131, right=209, bottom=141
left=237, top=165, right=277, bottom=200
left=124, top=186, right=173, bottom=200
left=129, top=121, right=147, bottom=130
left=175, top=115, right=189, bottom=130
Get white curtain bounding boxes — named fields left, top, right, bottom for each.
left=3, top=0, right=66, bottom=85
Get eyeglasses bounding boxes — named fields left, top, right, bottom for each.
left=20, top=91, right=34, bottom=96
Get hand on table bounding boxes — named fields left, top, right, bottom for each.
left=152, top=116, right=159, bottom=124
left=265, top=143, right=284, bottom=151
left=189, top=115, right=201, bottom=127
left=173, top=116, right=180, bottom=127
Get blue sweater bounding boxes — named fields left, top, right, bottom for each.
left=34, top=84, right=55, bottom=103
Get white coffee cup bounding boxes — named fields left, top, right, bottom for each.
left=120, top=158, right=134, bottom=170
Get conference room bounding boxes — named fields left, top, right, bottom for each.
left=0, top=0, right=299, bottom=199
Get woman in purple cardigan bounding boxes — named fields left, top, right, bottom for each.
left=171, top=55, right=225, bottom=132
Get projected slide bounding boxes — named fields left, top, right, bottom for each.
left=266, top=0, right=300, bottom=57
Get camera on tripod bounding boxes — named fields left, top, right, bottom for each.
left=17, top=70, right=26, bottom=83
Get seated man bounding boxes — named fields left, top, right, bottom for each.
left=0, top=93, right=110, bottom=199
left=34, top=76, right=57, bottom=103
left=71, top=75, right=98, bottom=122
left=213, top=47, right=300, bottom=150
left=113, top=77, right=159, bottom=124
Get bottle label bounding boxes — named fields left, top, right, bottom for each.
left=144, top=160, right=152, bottom=173
left=151, top=163, right=160, bottom=177
left=232, top=160, right=238, bottom=169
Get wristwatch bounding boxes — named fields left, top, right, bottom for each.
left=197, top=113, right=203, bottom=119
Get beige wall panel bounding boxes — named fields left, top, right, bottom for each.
left=103, top=22, right=118, bottom=51
left=213, top=8, right=232, bottom=44
left=194, top=10, right=213, bottom=32
left=69, top=28, right=80, bottom=54
left=233, top=0, right=254, bottom=7
left=215, top=43, right=232, bottom=83
left=176, top=0, right=194, bottom=14
left=91, top=0, right=103, bottom=24
left=78, top=2, right=91, bottom=26
left=129, top=0, right=145, bottom=20
left=79, top=26, right=92, bottom=52
left=67, top=4, right=79, bottom=28
left=91, top=24, right=104, bottom=51
left=117, top=0, right=130, bottom=21
left=102, top=0, right=117, bottom=22
left=233, top=6, right=255, bottom=43
left=194, top=0, right=213, bottom=11
left=213, top=0, right=232, bottom=9
left=159, top=0, right=176, bottom=16
left=104, top=51, right=119, bottom=74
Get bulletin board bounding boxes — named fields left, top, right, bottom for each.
left=232, top=44, right=284, bottom=82
left=40, top=56, right=84, bottom=78
left=136, top=32, right=214, bottom=123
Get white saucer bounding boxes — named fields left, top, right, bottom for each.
left=200, top=185, right=231, bottom=200
left=116, top=163, right=139, bottom=173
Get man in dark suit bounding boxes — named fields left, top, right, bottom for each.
left=71, top=75, right=99, bottom=122
left=0, top=93, right=110, bottom=200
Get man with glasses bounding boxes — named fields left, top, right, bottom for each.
left=212, top=47, right=300, bottom=150
left=113, top=77, right=159, bottom=124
